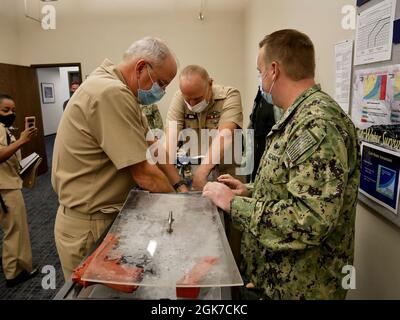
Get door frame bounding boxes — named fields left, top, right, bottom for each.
left=31, top=63, right=83, bottom=83
left=32, top=62, right=83, bottom=137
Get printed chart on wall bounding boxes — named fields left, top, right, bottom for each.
left=354, top=0, right=396, bottom=65
left=335, top=40, right=353, bottom=114
left=352, top=65, right=400, bottom=129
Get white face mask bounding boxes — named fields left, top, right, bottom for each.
left=258, top=71, right=275, bottom=105
left=184, top=99, right=209, bottom=113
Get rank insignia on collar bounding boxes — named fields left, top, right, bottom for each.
left=207, top=111, right=220, bottom=120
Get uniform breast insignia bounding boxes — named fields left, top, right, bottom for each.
left=206, top=111, right=220, bottom=120
left=185, top=113, right=198, bottom=120
left=286, top=129, right=317, bottom=163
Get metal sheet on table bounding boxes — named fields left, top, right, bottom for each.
left=86, top=285, right=223, bottom=300
left=81, top=191, right=243, bottom=288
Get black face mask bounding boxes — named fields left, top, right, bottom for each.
left=0, top=113, right=16, bottom=127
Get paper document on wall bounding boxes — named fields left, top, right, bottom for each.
left=354, top=0, right=396, bottom=65
left=335, top=40, right=353, bottom=114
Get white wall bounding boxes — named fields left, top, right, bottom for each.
left=59, top=66, right=79, bottom=110
left=243, top=0, right=356, bottom=128
left=14, top=1, right=246, bottom=122
left=0, top=0, right=19, bottom=64
left=37, top=68, right=63, bottom=136
left=347, top=203, right=400, bottom=299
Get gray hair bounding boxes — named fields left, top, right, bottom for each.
left=123, top=37, right=175, bottom=67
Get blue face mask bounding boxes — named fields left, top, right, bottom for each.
left=258, top=72, right=275, bottom=105
left=137, top=65, right=165, bottom=105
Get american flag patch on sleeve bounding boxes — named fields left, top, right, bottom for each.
left=286, top=130, right=317, bottom=163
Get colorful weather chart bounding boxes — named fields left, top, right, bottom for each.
left=352, top=65, right=400, bottom=129
left=363, top=74, right=387, bottom=101
left=394, top=73, right=400, bottom=101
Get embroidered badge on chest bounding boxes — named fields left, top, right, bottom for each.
left=286, top=130, right=317, bottom=163
left=185, top=113, right=198, bottom=120
left=206, top=111, right=220, bottom=120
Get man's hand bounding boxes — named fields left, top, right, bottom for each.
left=18, top=127, right=37, bottom=145
left=217, top=174, right=250, bottom=197
left=130, top=161, right=174, bottom=193
left=202, top=182, right=235, bottom=213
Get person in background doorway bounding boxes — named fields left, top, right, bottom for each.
left=63, top=82, right=80, bottom=111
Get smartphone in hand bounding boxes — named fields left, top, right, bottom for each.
left=25, top=116, right=36, bottom=130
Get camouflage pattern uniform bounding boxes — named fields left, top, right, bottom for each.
left=231, top=84, right=360, bottom=299
left=141, top=104, right=164, bottom=130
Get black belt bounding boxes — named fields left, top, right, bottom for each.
left=0, top=194, right=8, bottom=214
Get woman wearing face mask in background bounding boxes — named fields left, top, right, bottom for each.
left=0, top=93, right=39, bottom=288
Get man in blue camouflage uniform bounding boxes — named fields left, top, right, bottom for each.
left=203, top=29, right=360, bottom=299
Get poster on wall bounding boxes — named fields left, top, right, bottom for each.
left=334, top=40, right=353, bottom=114
left=354, top=0, right=396, bottom=65
left=41, top=83, right=55, bottom=104
left=352, top=65, right=400, bottom=129
left=360, top=141, right=400, bottom=214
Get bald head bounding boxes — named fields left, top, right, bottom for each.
left=179, top=65, right=212, bottom=106
left=180, top=65, right=209, bottom=82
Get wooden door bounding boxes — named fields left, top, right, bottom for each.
left=0, top=63, right=48, bottom=175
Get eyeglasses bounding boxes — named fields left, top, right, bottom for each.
left=147, top=64, right=168, bottom=90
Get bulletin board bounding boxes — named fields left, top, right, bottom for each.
left=353, top=0, right=400, bottom=227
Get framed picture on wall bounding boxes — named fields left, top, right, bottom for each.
left=41, top=83, right=55, bottom=104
